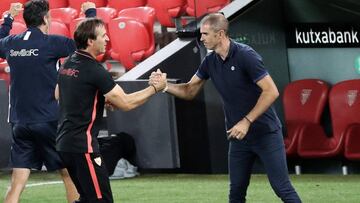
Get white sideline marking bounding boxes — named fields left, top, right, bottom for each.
left=25, top=181, right=62, bottom=188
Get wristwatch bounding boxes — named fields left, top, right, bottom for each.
left=5, top=13, right=14, bottom=20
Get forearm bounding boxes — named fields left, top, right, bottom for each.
left=0, top=16, right=13, bottom=38
left=167, top=83, right=197, bottom=100
left=110, top=86, right=156, bottom=111
left=246, top=90, right=279, bottom=122
left=124, top=86, right=157, bottom=110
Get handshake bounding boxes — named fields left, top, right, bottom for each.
left=104, top=69, right=168, bottom=111
left=148, top=69, right=168, bottom=93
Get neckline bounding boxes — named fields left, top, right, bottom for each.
left=75, top=50, right=96, bottom=61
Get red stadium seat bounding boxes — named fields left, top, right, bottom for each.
left=0, top=0, right=27, bottom=17
left=95, top=7, right=117, bottom=24
left=107, top=0, right=147, bottom=12
left=78, top=7, right=117, bottom=24
left=49, top=21, right=70, bottom=37
left=50, top=8, right=79, bottom=28
left=117, top=7, right=156, bottom=58
left=186, top=0, right=230, bottom=17
left=297, top=79, right=360, bottom=159
left=12, top=21, right=26, bottom=35
left=0, top=20, right=27, bottom=35
left=94, top=7, right=117, bottom=63
left=48, top=0, right=68, bottom=9
left=344, top=125, right=360, bottom=161
left=148, top=0, right=186, bottom=27
left=282, top=79, right=329, bottom=157
left=340, top=80, right=360, bottom=161
left=110, top=7, right=155, bottom=70
left=69, top=17, right=85, bottom=39
left=109, top=17, right=151, bottom=70
left=0, top=61, right=10, bottom=89
left=68, top=0, right=107, bottom=13
left=70, top=7, right=117, bottom=38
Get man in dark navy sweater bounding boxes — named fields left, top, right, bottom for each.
left=151, top=13, right=302, bottom=203
left=0, top=1, right=96, bottom=202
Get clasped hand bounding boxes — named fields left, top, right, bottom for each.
left=8, top=3, right=23, bottom=18
left=149, top=69, right=167, bottom=92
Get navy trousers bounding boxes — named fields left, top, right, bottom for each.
left=228, top=129, right=301, bottom=203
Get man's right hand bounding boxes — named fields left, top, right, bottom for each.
left=9, top=3, right=23, bottom=18
left=81, top=2, right=96, bottom=14
left=149, top=69, right=167, bottom=92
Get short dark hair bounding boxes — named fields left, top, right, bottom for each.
left=74, top=18, right=105, bottom=50
left=23, top=0, right=49, bottom=28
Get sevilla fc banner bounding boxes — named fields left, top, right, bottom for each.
left=286, top=23, right=360, bottom=48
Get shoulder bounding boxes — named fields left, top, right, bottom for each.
left=233, top=42, right=261, bottom=60
left=46, top=34, right=74, bottom=49
left=2, top=32, right=25, bottom=42
left=47, top=34, right=72, bottom=43
left=232, top=41, right=255, bottom=54
left=86, top=60, right=108, bottom=74
left=0, top=32, right=28, bottom=49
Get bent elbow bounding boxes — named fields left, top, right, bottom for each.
left=184, top=88, right=198, bottom=100
left=184, top=94, right=196, bottom=101
left=119, top=104, right=133, bottom=112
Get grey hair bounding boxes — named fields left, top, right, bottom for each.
left=200, top=13, right=229, bottom=35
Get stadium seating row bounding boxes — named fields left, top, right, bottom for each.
left=283, top=79, right=360, bottom=161
left=1, top=0, right=231, bottom=70
left=0, top=7, right=156, bottom=70
left=0, top=0, right=230, bottom=22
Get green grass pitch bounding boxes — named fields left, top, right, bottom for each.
left=1, top=171, right=360, bottom=202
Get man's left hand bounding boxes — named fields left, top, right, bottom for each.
left=227, top=118, right=251, bottom=140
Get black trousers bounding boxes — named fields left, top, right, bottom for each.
left=59, top=152, right=113, bottom=203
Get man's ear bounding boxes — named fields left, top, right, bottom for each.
left=219, top=30, right=225, bottom=37
left=43, top=16, right=48, bottom=25
left=87, top=38, right=94, bottom=47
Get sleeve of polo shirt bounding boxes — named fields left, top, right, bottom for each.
left=0, top=15, right=13, bottom=39
left=85, top=8, right=96, bottom=18
left=49, top=36, right=77, bottom=58
left=0, top=15, right=13, bottom=58
left=91, top=65, right=116, bottom=95
left=242, top=48, right=269, bottom=83
left=195, top=56, right=210, bottom=80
